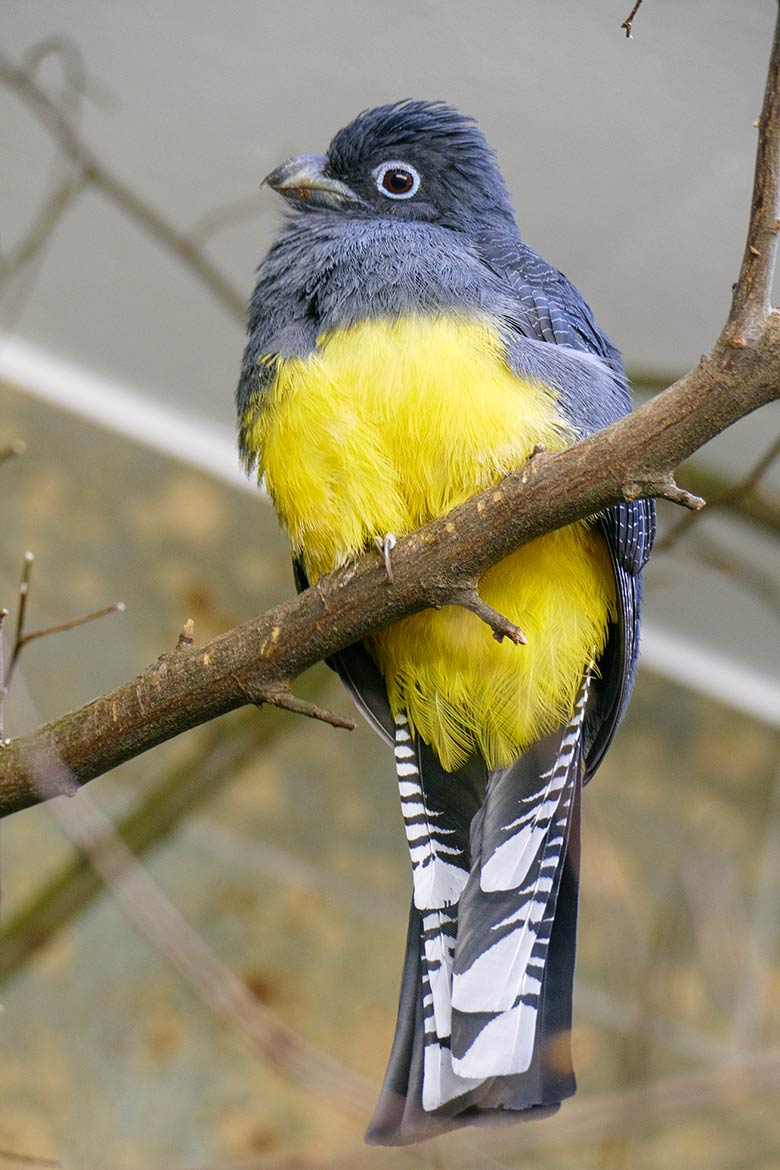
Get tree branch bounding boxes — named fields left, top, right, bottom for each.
left=0, top=549, right=125, bottom=737
left=728, top=2, right=780, bottom=344
left=620, top=0, right=644, bottom=39
left=1, top=9, right=779, bottom=818
left=1, top=308, right=778, bottom=817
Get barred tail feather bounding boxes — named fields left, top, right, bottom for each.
left=366, top=686, right=588, bottom=1145
left=451, top=679, right=589, bottom=1080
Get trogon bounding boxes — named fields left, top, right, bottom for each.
left=236, top=101, right=655, bottom=1146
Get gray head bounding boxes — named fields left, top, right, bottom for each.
left=263, top=100, right=517, bottom=232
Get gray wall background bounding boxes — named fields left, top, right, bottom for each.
left=2, top=4, right=780, bottom=1169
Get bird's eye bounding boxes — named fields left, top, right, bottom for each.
left=374, top=161, right=421, bottom=200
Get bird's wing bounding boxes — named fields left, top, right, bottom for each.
left=292, top=558, right=396, bottom=745
left=479, top=235, right=625, bottom=375
left=480, top=234, right=656, bottom=567
left=585, top=500, right=655, bottom=775
left=483, top=235, right=655, bottom=779
left=497, top=328, right=653, bottom=779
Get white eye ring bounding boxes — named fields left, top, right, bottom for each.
left=373, top=160, right=421, bottom=200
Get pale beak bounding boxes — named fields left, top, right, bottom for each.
left=261, top=154, right=356, bottom=208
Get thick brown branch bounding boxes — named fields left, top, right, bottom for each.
left=727, top=2, right=780, bottom=342
left=0, top=310, right=778, bottom=817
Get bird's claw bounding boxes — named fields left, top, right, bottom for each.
left=374, top=533, right=397, bottom=582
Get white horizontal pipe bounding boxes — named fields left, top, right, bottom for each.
left=0, top=332, right=253, bottom=492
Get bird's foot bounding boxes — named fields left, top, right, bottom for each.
left=374, top=533, right=397, bottom=582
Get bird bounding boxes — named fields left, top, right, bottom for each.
left=236, top=100, right=654, bottom=1146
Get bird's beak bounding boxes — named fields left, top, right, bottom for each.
left=261, top=154, right=356, bottom=208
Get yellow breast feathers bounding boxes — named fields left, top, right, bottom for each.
left=249, top=316, right=616, bottom=771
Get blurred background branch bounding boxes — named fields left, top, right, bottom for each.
left=0, top=700, right=313, bottom=982
left=0, top=440, right=26, bottom=465
left=659, top=433, right=780, bottom=549
left=0, top=44, right=245, bottom=320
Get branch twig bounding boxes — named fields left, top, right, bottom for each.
left=253, top=682, right=357, bottom=730
left=9, top=552, right=34, bottom=684
left=620, top=0, right=644, bottom=38
left=175, top=617, right=196, bottom=650
left=14, top=601, right=126, bottom=655
left=2, top=550, right=125, bottom=694
left=658, top=432, right=780, bottom=550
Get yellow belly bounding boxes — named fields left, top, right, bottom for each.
left=250, top=315, right=616, bottom=770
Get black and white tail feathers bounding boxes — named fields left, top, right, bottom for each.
left=366, top=679, right=589, bottom=1146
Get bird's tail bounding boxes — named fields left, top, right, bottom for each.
left=365, top=683, right=588, bottom=1146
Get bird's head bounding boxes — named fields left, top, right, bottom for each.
left=262, top=100, right=516, bottom=231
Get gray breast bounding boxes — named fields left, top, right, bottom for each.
left=311, top=218, right=513, bottom=330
